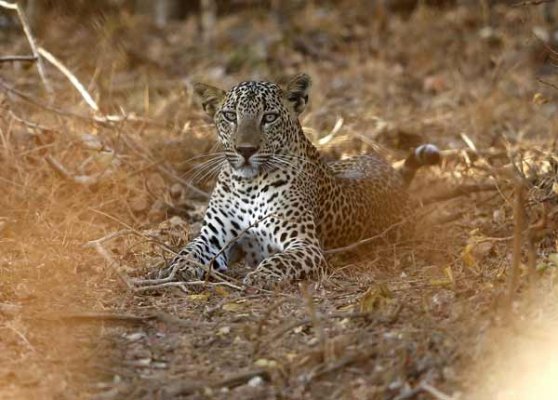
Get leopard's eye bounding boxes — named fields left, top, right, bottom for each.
left=222, top=111, right=237, bottom=122
left=262, top=113, right=279, bottom=124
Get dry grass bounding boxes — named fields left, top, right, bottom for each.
left=1, top=3, right=558, bottom=399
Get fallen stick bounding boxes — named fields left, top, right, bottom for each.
left=164, top=368, right=271, bottom=397
left=132, top=280, right=243, bottom=293
left=32, top=310, right=201, bottom=329
left=506, top=182, right=526, bottom=309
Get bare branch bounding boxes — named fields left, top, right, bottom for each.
left=0, top=0, right=52, bottom=93
left=45, top=154, right=109, bottom=185
left=38, top=47, right=100, bottom=112
left=0, top=55, right=37, bottom=63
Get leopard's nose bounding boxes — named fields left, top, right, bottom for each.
left=235, top=145, right=259, bottom=160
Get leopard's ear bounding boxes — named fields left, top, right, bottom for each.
left=193, top=82, right=226, bottom=118
left=285, top=73, right=311, bottom=115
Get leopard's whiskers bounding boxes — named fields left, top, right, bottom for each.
left=177, top=151, right=225, bottom=167
left=186, top=154, right=227, bottom=183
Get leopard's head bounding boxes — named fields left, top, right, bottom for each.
left=194, top=74, right=311, bottom=179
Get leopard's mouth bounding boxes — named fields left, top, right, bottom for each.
left=230, top=153, right=270, bottom=179
left=234, top=164, right=260, bottom=179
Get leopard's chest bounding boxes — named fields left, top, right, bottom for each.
left=223, top=175, right=293, bottom=222
left=215, top=171, right=300, bottom=263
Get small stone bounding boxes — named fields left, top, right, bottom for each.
left=248, top=376, right=264, bottom=387
left=124, top=332, right=146, bottom=342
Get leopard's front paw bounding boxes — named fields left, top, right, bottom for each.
left=242, top=264, right=285, bottom=288
left=159, top=255, right=205, bottom=281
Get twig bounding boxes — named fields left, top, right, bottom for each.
left=45, top=311, right=157, bottom=323
left=133, top=253, right=243, bottom=291
left=45, top=154, right=109, bottom=185
left=87, top=208, right=176, bottom=255
left=263, top=310, right=376, bottom=347
left=0, top=1, right=52, bottom=93
left=164, top=368, right=270, bottom=397
left=419, top=382, right=456, bottom=400
left=6, top=322, right=36, bottom=353
left=252, top=299, right=290, bottom=356
left=300, top=283, right=327, bottom=363
left=325, top=217, right=410, bottom=255
left=307, top=348, right=375, bottom=382
left=38, top=47, right=100, bottom=112
left=459, top=132, right=478, bottom=153
left=33, top=310, right=201, bottom=328
left=525, top=205, right=550, bottom=284
left=395, top=381, right=456, bottom=400
left=317, top=116, right=344, bottom=146
left=506, top=182, right=527, bottom=309
left=421, top=183, right=499, bottom=204
left=90, top=241, right=133, bottom=289
left=85, top=229, right=132, bottom=246
left=513, top=0, right=554, bottom=6
left=132, top=280, right=243, bottom=293
left=0, top=55, right=37, bottom=63
left=7, top=109, right=53, bottom=131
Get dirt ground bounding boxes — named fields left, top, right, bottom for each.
left=1, top=2, right=558, bottom=399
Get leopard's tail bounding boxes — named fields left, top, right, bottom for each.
left=397, top=144, right=441, bottom=187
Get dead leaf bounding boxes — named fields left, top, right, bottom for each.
left=462, top=243, right=476, bottom=268
left=254, top=358, right=278, bottom=368
left=188, top=293, right=210, bottom=302
left=532, top=93, right=548, bottom=105
left=359, top=284, right=392, bottom=313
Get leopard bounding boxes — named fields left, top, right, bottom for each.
left=162, top=73, right=440, bottom=286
